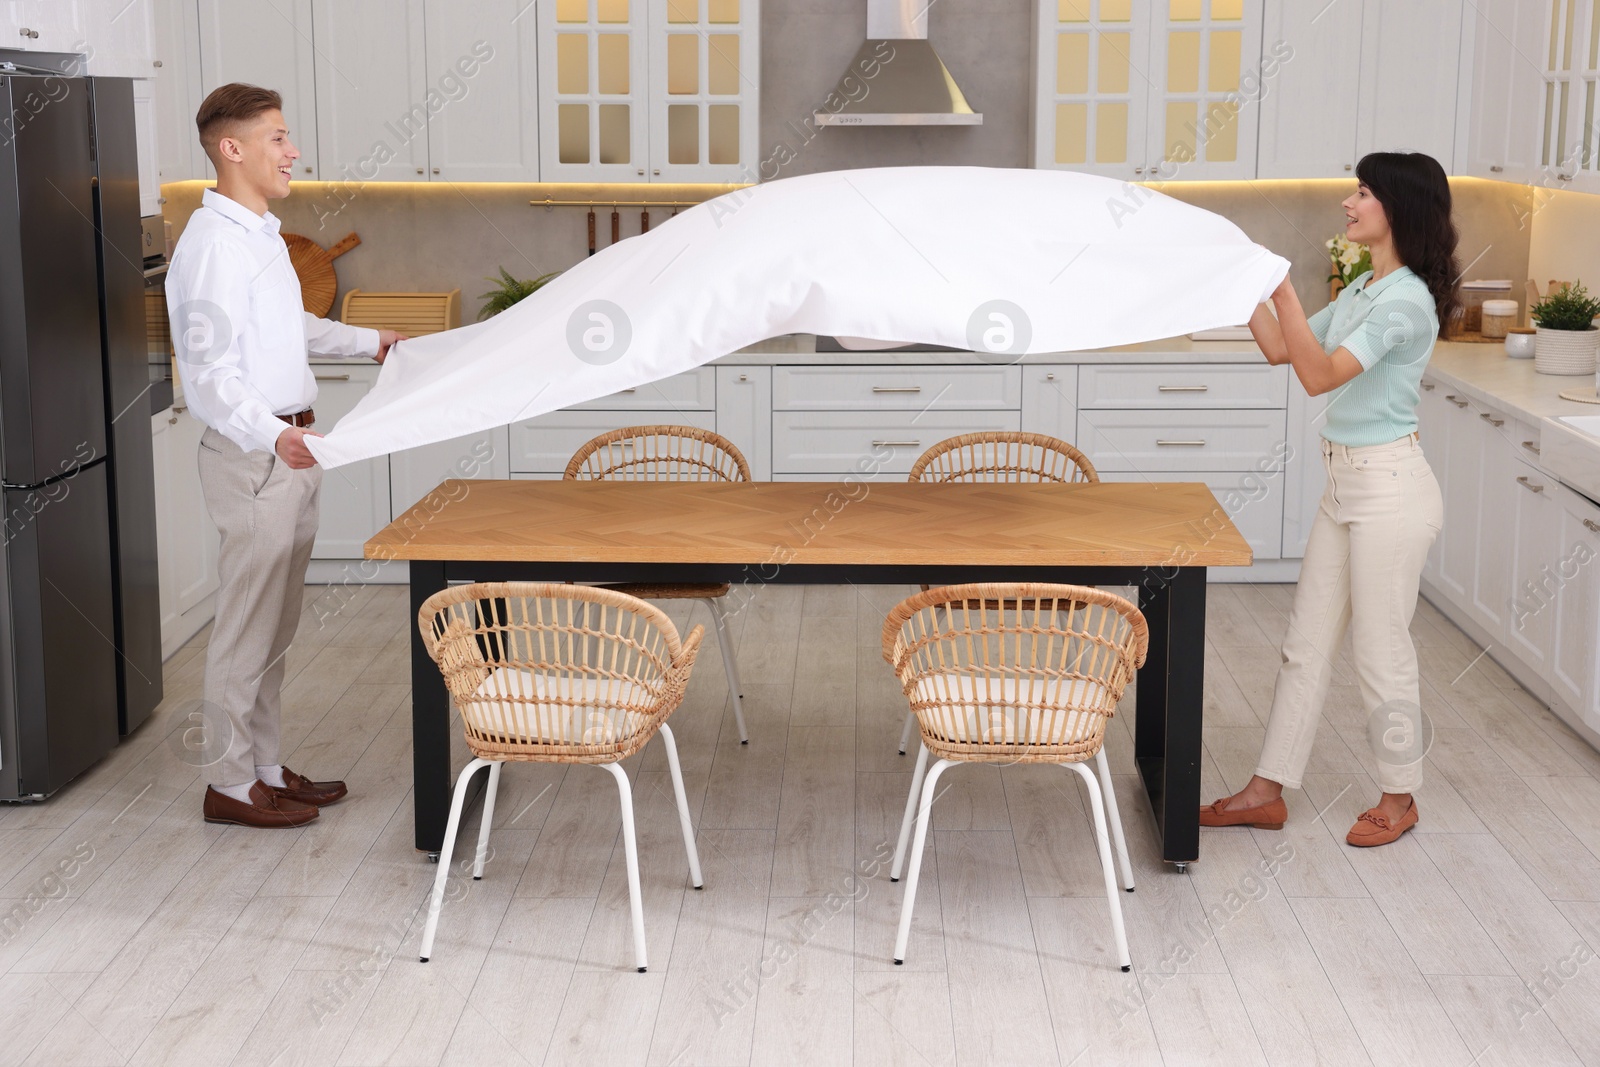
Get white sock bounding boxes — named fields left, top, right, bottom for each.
left=255, top=764, right=287, bottom=788
left=216, top=781, right=256, bottom=804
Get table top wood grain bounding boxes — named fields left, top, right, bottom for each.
left=365, top=479, right=1253, bottom=567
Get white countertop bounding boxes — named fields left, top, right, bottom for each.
left=1421, top=341, right=1598, bottom=426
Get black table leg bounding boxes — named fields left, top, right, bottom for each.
left=410, top=560, right=450, bottom=857
left=1135, top=567, right=1206, bottom=868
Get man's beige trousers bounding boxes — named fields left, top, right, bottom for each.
left=197, top=427, right=321, bottom=788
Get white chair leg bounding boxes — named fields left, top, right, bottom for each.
left=1095, top=747, right=1134, bottom=892
left=601, top=762, right=649, bottom=973
left=891, top=742, right=931, bottom=882
left=419, top=757, right=491, bottom=962
left=706, top=598, right=749, bottom=745
left=1067, top=760, right=1132, bottom=972
left=897, top=710, right=916, bottom=755
left=473, top=761, right=503, bottom=880
left=657, top=724, right=704, bottom=889
left=893, top=758, right=954, bottom=964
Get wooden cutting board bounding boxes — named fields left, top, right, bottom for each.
left=283, top=232, right=360, bottom=316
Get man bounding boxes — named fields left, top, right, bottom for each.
left=167, top=83, right=406, bottom=828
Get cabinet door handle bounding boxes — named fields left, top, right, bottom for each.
left=872, top=386, right=922, bottom=394
left=1158, top=385, right=1209, bottom=392
left=737, top=374, right=749, bottom=382
left=1445, top=394, right=1468, bottom=408
left=1156, top=439, right=1207, bottom=447
left=872, top=439, right=921, bottom=447
left=1421, top=382, right=1435, bottom=391
left=1516, top=475, right=1545, bottom=494
left=1585, top=519, right=1600, bottom=534
left=618, top=387, right=637, bottom=393
left=1522, top=440, right=1541, bottom=455
left=1489, top=164, right=1504, bottom=173
left=1479, top=413, right=1504, bottom=427
left=1045, top=372, right=1056, bottom=381
left=314, top=374, right=351, bottom=381
left=172, top=403, right=187, bottom=414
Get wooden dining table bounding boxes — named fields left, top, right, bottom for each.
left=366, top=478, right=1253, bottom=870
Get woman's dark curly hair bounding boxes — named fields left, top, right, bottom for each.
left=1354, top=152, right=1460, bottom=329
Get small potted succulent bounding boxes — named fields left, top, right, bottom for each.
left=1326, top=233, right=1372, bottom=303
left=1529, top=281, right=1600, bottom=376
left=477, top=267, right=561, bottom=321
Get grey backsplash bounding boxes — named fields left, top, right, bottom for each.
left=159, top=0, right=1533, bottom=328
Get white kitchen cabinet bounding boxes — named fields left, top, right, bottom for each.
left=1020, top=364, right=1078, bottom=443
left=196, top=0, right=318, bottom=178
left=716, top=365, right=770, bottom=481
left=1506, top=455, right=1560, bottom=674
left=131, top=80, right=161, bottom=216
left=1458, top=0, right=1562, bottom=182
left=508, top=410, right=716, bottom=475
left=151, top=403, right=220, bottom=656
left=150, top=0, right=204, bottom=184
left=2, top=2, right=86, bottom=53
left=1257, top=0, right=1363, bottom=178
left=1468, top=406, right=1518, bottom=638
left=1034, top=0, right=1264, bottom=181
left=644, top=0, right=760, bottom=184
left=310, top=366, right=392, bottom=558
left=1416, top=377, right=1450, bottom=588
left=1549, top=482, right=1600, bottom=733
left=1534, top=0, right=1600, bottom=188
left=1434, top=387, right=1480, bottom=604
left=389, top=426, right=509, bottom=518
left=537, top=0, right=760, bottom=183
left=1353, top=0, right=1462, bottom=167
left=311, top=0, right=429, bottom=183
left=77, top=0, right=155, bottom=77
left=423, top=0, right=539, bottom=182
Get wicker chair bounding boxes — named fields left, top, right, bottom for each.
left=895, top=431, right=1101, bottom=755
left=566, top=426, right=754, bottom=744
left=415, top=582, right=705, bottom=972
left=882, top=583, right=1144, bottom=970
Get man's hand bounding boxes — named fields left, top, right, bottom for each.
left=275, top=426, right=322, bottom=469
left=375, top=329, right=409, bottom=365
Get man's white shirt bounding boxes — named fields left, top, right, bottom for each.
left=166, top=188, right=378, bottom=454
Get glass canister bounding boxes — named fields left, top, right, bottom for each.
left=1459, top=280, right=1514, bottom=333
left=1480, top=299, right=1519, bottom=339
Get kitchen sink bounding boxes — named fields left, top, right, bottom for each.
left=1541, top=414, right=1600, bottom=503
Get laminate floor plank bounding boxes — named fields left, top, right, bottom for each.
left=1290, top=896, right=1472, bottom=1067
left=8, top=582, right=1599, bottom=1067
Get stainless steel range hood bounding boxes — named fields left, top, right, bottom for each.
left=814, top=0, right=981, bottom=126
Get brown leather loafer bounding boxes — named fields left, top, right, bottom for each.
left=1198, top=795, right=1288, bottom=830
left=1346, top=800, right=1418, bottom=847
left=203, top=782, right=319, bottom=828
left=270, top=767, right=348, bottom=807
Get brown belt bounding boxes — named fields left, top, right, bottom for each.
left=277, top=408, right=315, bottom=428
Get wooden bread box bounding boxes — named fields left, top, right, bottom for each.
left=339, top=289, right=462, bottom=337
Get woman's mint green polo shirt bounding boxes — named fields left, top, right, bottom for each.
left=1305, top=266, right=1439, bottom=447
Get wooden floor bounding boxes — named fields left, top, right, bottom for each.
left=3, top=582, right=1600, bottom=1067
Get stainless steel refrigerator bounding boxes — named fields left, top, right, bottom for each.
left=0, top=72, right=162, bottom=800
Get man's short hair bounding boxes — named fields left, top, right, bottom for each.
left=195, top=83, right=282, bottom=163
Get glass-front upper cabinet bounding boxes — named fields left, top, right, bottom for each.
left=1033, top=0, right=1263, bottom=181
left=538, top=0, right=759, bottom=182
left=1538, top=0, right=1600, bottom=184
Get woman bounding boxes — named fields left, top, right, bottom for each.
left=1201, top=152, right=1455, bottom=847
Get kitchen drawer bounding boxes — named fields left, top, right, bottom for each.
left=509, top=409, right=719, bottom=473
left=773, top=366, right=1021, bottom=411
left=1077, top=409, right=1287, bottom=472
left=1099, top=470, right=1284, bottom=559
left=567, top=368, right=716, bottom=411
left=1078, top=363, right=1287, bottom=409
left=772, top=410, right=1020, bottom=474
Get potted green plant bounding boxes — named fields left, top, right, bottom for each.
left=1530, top=281, right=1600, bottom=376
left=477, top=267, right=561, bottom=321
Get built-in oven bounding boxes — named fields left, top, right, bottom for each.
left=141, top=214, right=173, bottom=414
